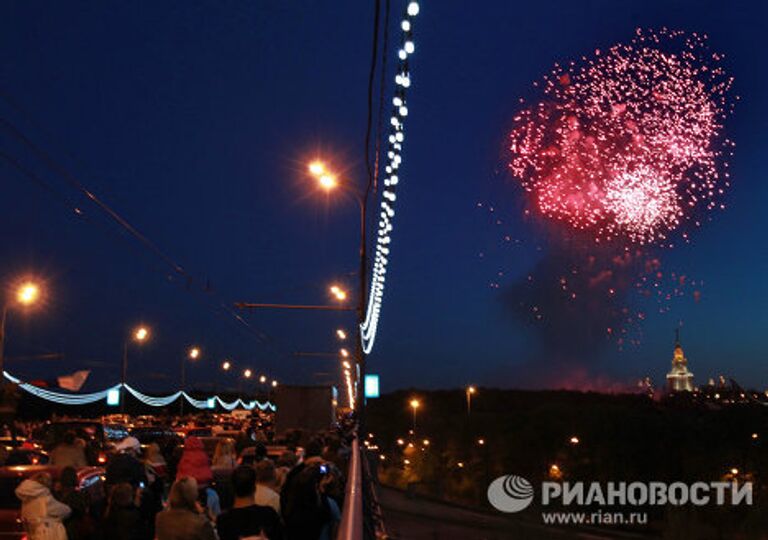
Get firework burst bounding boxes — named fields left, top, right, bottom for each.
left=509, top=28, right=735, bottom=245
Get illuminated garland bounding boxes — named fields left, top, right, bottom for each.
left=361, top=1, right=421, bottom=354
left=4, top=372, right=119, bottom=405
left=3, top=371, right=275, bottom=411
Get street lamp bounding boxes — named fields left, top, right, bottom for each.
left=329, top=285, right=348, bottom=302
left=121, top=325, right=150, bottom=411
left=466, top=385, right=476, bottom=415
left=306, top=158, right=371, bottom=422
left=336, top=329, right=347, bottom=340
left=410, top=399, right=420, bottom=433
left=0, top=279, right=43, bottom=379
left=222, top=360, right=232, bottom=371
left=16, top=283, right=40, bottom=306
left=180, top=346, right=201, bottom=416
left=243, top=368, right=252, bottom=379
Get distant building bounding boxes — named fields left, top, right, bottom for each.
left=666, top=330, right=694, bottom=393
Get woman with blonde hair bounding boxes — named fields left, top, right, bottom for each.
left=212, top=438, right=236, bottom=469
left=144, top=442, right=167, bottom=479
left=155, top=477, right=216, bottom=540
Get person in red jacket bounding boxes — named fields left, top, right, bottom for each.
left=175, top=437, right=219, bottom=518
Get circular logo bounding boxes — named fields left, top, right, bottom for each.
left=487, top=474, right=534, bottom=513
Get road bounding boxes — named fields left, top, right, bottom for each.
left=377, top=486, right=656, bottom=540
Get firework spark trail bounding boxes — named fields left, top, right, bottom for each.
left=509, top=28, right=735, bottom=245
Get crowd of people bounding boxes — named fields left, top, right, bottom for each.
left=12, top=422, right=351, bottom=540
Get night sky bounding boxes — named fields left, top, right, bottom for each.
left=0, top=1, right=766, bottom=395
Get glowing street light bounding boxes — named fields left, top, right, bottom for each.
left=121, top=324, right=151, bottom=411
left=222, top=360, right=232, bottom=371
left=243, top=368, right=253, bottom=379
left=569, top=436, right=580, bottom=445
left=340, top=348, right=350, bottom=358
left=336, top=329, right=347, bottom=340
left=259, top=374, right=267, bottom=384
left=271, top=380, right=278, bottom=388
left=466, top=385, right=476, bottom=415
left=16, top=282, right=40, bottom=306
left=179, top=345, right=202, bottom=416
left=134, top=326, right=149, bottom=342
left=410, top=399, right=420, bottom=433
left=307, top=160, right=339, bottom=192
left=318, top=174, right=338, bottom=191
left=308, top=161, right=326, bottom=177
left=329, top=285, right=347, bottom=301
left=0, top=278, right=46, bottom=384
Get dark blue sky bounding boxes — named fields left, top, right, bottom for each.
left=0, top=1, right=766, bottom=394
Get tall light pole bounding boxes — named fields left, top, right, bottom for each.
left=180, top=346, right=201, bottom=416
left=309, top=160, right=368, bottom=423
left=121, top=326, right=150, bottom=412
left=410, top=399, right=420, bottom=433
left=466, top=385, right=476, bottom=415
left=233, top=159, right=370, bottom=421
left=217, top=359, right=231, bottom=394
left=0, top=280, right=42, bottom=380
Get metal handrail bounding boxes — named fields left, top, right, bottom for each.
left=338, top=437, right=363, bottom=540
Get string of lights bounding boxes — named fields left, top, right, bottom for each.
left=360, top=1, right=420, bottom=354
left=124, top=385, right=182, bottom=407
left=2, top=371, right=275, bottom=411
left=3, top=372, right=118, bottom=405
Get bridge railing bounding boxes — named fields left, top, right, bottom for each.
left=338, top=437, right=363, bottom=540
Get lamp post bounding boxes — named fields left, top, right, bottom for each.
left=180, top=346, right=201, bottom=416
left=217, top=360, right=231, bottom=393
left=121, top=326, right=149, bottom=412
left=466, top=385, right=476, bottom=415
left=410, top=399, right=420, bottom=433
left=233, top=159, right=370, bottom=422
left=308, top=161, right=368, bottom=424
left=0, top=280, right=42, bottom=381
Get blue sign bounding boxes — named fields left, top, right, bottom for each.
left=106, top=388, right=121, bottom=406
left=364, top=374, right=380, bottom=399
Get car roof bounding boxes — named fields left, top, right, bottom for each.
left=0, top=465, right=105, bottom=478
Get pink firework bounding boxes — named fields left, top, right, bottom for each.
left=509, top=28, right=735, bottom=245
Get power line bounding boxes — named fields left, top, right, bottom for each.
left=0, top=110, right=284, bottom=358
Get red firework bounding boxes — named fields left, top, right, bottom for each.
left=509, top=28, right=735, bottom=245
